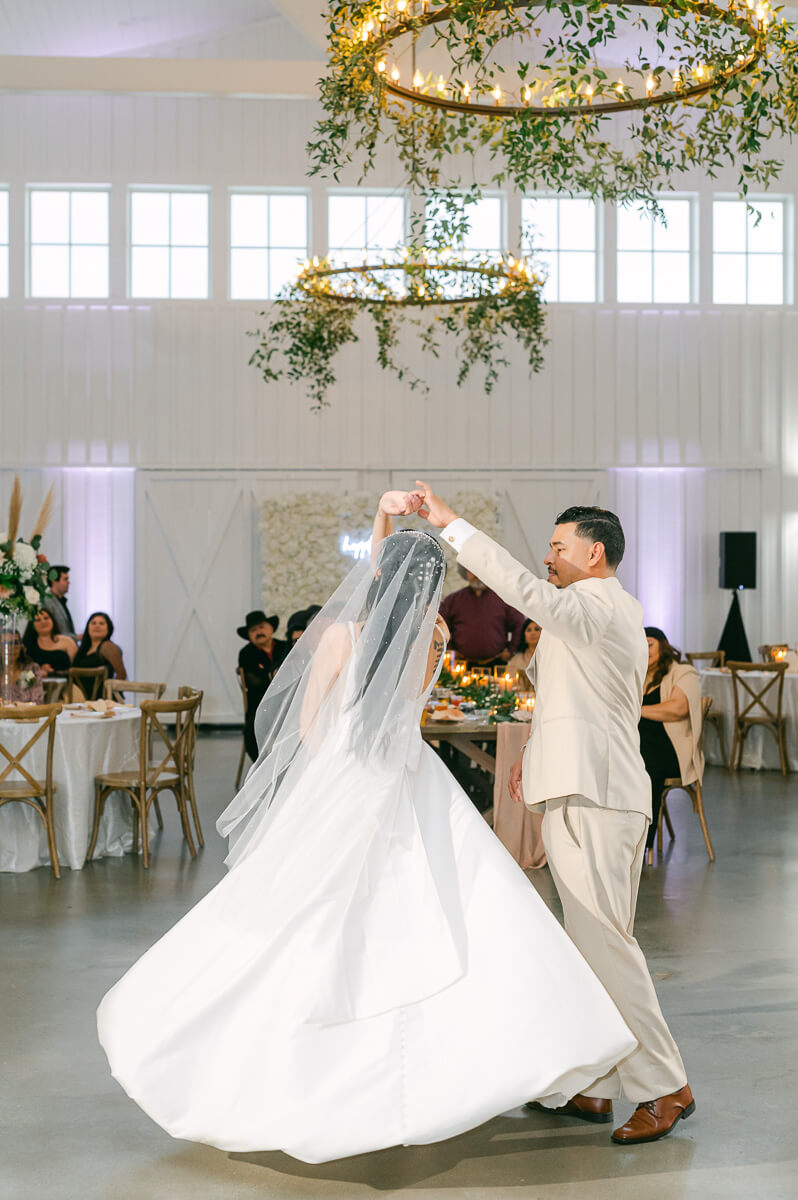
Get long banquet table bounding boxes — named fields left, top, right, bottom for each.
left=700, top=668, right=798, bottom=771
left=0, top=707, right=142, bottom=872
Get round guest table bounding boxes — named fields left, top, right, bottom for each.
left=0, top=707, right=141, bottom=873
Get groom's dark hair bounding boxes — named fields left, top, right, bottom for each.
left=555, top=506, right=625, bottom=568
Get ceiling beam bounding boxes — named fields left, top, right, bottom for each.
left=0, top=56, right=321, bottom=97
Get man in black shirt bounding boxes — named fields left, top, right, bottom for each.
left=44, top=565, right=77, bottom=639
left=237, top=611, right=288, bottom=761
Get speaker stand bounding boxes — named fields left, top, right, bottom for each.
left=718, top=590, right=752, bottom=663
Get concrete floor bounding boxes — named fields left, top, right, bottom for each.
left=2, top=732, right=797, bottom=1200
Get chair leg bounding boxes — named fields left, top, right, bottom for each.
left=712, top=717, right=728, bottom=769
left=728, top=724, right=739, bottom=773
left=43, top=795, right=61, bottom=880
left=139, top=786, right=150, bottom=869
left=777, top=721, right=789, bottom=776
left=186, top=775, right=203, bottom=848
left=153, top=796, right=164, bottom=829
left=177, top=784, right=197, bottom=858
left=86, top=781, right=105, bottom=862
left=663, top=801, right=675, bottom=840
left=656, top=801, right=664, bottom=853
left=235, top=738, right=247, bottom=791
left=694, top=781, right=715, bottom=863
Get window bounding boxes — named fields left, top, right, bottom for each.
left=616, top=198, right=693, bottom=303
left=425, top=193, right=504, bottom=297
left=713, top=198, right=787, bottom=305
left=327, top=191, right=406, bottom=266
left=230, top=191, right=309, bottom=300
left=130, top=189, right=209, bottom=299
left=522, top=196, right=597, bottom=302
left=28, top=188, right=110, bottom=298
left=0, top=189, right=8, bottom=298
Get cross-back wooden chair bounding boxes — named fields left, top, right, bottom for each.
left=685, top=651, right=725, bottom=669
left=87, top=693, right=202, bottom=869
left=727, top=661, right=789, bottom=776
left=177, top=686, right=204, bottom=848
left=103, top=679, right=166, bottom=704
left=0, top=703, right=63, bottom=877
left=758, top=644, right=790, bottom=663
left=103, top=680, right=168, bottom=829
left=235, top=666, right=250, bottom=790
left=651, top=696, right=716, bottom=865
left=684, top=652, right=728, bottom=765
left=66, top=665, right=107, bottom=702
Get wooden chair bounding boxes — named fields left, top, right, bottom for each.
left=66, top=665, right=107, bottom=702
left=104, top=680, right=168, bottom=829
left=727, top=660, right=789, bottom=776
left=235, top=666, right=250, bottom=790
left=652, top=696, right=715, bottom=865
left=88, top=693, right=202, bottom=869
left=684, top=652, right=728, bottom=766
left=177, top=686, right=204, bottom=848
left=0, top=703, right=63, bottom=878
left=685, top=651, right=725, bottom=669
left=42, top=677, right=67, bottom=704
left=103, top=679, right=166, bottom=704
left=758, top=644, right=789, bottom=663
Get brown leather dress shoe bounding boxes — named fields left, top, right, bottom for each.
left=526, top=1093, right=613, bottom=1124
left=611, top=1084, right=695, bottom=1144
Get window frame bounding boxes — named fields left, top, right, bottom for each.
left=26, top=184, right=111, bottom=300
left=522, top=192, right=602, bottom=303
left=128, top=185, right=212, bottom=301
left=615, top=193, right=698, bottom=306
left=711, top=193, right=793, bottom=307
left=228, top=186, right=311, bottom=302
left=326, top=187, right=409, bottom=265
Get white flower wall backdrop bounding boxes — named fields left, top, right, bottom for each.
left=260, top=492, right=502, bottom=621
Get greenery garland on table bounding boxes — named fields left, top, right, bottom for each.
left=309, top=0, right=798, bottom=209
left=436, top=665, right=522, bottom=723
left=248, top=235, right=546, bottom=411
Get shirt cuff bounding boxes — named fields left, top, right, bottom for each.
left=441, top=518, right=477, bottom=553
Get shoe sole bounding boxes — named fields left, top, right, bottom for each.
left=525, top=1101, right=613, bottom=1124
left=611, top=1100, right=696, bottom=1144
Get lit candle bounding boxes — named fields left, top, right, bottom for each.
left=523, top=85, right=532, bottom=104
left=462, top=80, right=471, bottom=102
left=413, top=68, right=423, bottom=88
left=646, top=74, right=655, bottom=95
left=492, top=85, right=502, bottom=105
left=377, top=59, right=387, bottom=73
left=391, top=65, right=400, bottom=82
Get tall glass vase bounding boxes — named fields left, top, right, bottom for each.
left=0, top=610, right=17, bottom=705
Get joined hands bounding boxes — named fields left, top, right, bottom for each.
left=378, top=483, right=459, bottom=528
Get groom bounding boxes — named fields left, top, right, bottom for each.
left=415, top=482, right=694, bottom=1146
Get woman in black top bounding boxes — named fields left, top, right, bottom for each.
left=74, top=612, right=127, bottom=680
left=22, top=609, right=77, bottom=675
left=639, top=627, right=683, bottom=852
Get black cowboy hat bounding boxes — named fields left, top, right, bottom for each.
left=237, top=610, right=279, bottom=639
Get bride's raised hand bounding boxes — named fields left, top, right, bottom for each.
left=379, top=490, right=424, bottom=516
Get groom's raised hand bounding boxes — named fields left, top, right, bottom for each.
left=414, top=481, right=459, bottom=529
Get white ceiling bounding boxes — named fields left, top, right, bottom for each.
left=0, top=0, right=324, bottom=58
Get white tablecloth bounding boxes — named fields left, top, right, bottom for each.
left=0, top=708, right=141, bottom=872
left=700, top=669, right=798, bottom=771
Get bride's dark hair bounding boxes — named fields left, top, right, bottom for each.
left=348, top=530, right=445, bottom=753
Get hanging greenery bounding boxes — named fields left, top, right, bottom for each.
left=248, top=238, right=546, bottom=410
left=309, top=0, right=798, bottom=208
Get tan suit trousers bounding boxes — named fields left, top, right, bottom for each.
left=542, top=796, right=687, bottom=1102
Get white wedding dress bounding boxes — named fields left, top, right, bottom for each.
left=98, top=538, right=635, bottom=1165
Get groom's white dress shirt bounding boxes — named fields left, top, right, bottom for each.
left=442, top=519, right=652, bottom=818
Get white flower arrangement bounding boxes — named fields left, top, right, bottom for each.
left=0, top=477, right=54, bottom=620
left=260, top=490, right=502, bottom=622
left=17, top=668, right=37, bottom=691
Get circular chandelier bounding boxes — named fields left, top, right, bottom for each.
left=295, top=251, right=540, bottom=304
left=309, top=0, right=798, bottom=205
left=248, top=247, right=546, bottom=410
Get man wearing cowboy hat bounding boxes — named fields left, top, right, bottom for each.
left=237, top=611, right=288, bottom=762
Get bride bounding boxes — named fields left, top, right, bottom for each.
left=97, top=490, right=635, bottom=1165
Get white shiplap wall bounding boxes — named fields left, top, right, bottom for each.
left=1, top=91, right=796, bottom=718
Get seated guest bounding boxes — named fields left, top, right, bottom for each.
left=237, top=611, right=288, bottom=761
left=639, top=626, right=704, bottom=855
left=74, top=612, right=127, bottom=680
left=43, top=565, right=77, bottom=638
left=0, top=631, right=45, bottom=703
left=286, top=610, right=308, bottom=644
left=23, top=609, right=78, bottom=675
left=439, top=568, right=524, bottom=667
left=507, top=618, right=542, bottom=681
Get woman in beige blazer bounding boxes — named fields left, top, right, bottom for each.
left=639, top=626, right=704, bottom=853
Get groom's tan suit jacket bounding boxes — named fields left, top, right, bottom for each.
left=444, top=524, right=652, bottom=818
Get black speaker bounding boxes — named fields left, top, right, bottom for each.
left=719, top=532, right=756, bottom=590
